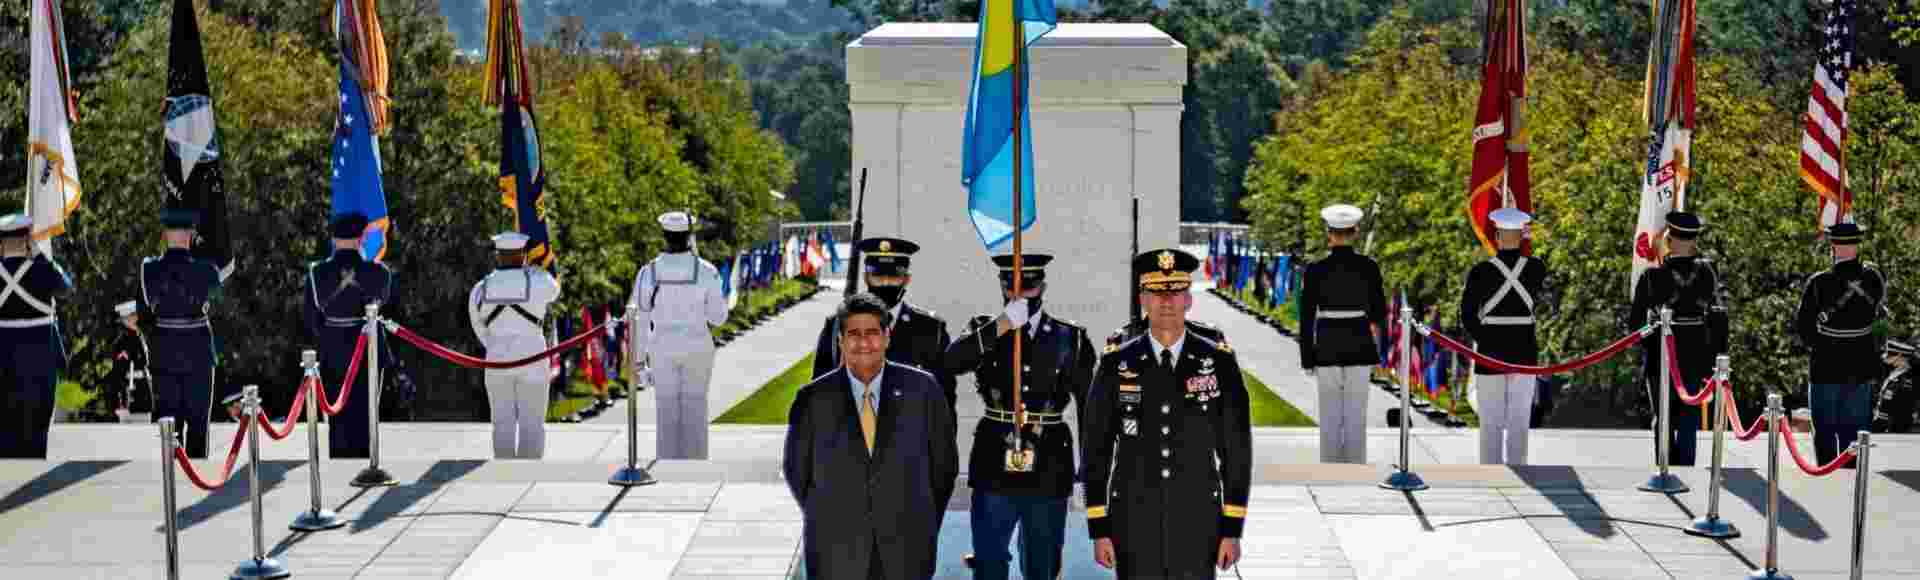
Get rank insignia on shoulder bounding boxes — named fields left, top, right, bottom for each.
left=1104, top=343, right=1118, bottom=354
left=1217, top=342, right=1234, bottom=354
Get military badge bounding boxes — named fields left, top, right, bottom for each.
left=1122, top=417, right=1139, bottom=436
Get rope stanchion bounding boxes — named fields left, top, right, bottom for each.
left=609, top=304, right=657, bottom=488
left=316, top=331, right=368, bottom=417
left=1850, top=430, right=1873, bottom=580
left=1420, top=322, right=1651, bottom=375
left=1686, top=355, right=1740, bottom=538
left=388, top=320, right=606, bottom=369
left=1380, top=304, right=1427, bottom=492
left=173, top=415, right=252, bottom=491
left=159, top=418, right=181, bottom=580
left=229, top=385, right=292, bottom=579
left=1640, top=308, right=1687, bottom=494
left=290, top=350, right=345, bottom=532
left=352, top=304, right=397, bottom=488
left=1778, top=416, right=1857, bottom=476
left=1754, top=392, right=1792, bottom=580
left=254, top=377, right=313, bottom=441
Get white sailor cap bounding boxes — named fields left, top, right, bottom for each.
left=0, top=213, right=30, bottom=236
left=491, top=232, right=530, bottom=251
left=1320, top=204, right=1363, bottom=229
left=658, top=211, right=693, bottom=233
left=115, top=301, right=137, bottom=317
left=1490, top=207, right=1532, bottom=230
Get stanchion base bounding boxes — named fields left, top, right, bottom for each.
left=1378, top=470, right=1428, bottom=492
left=290, top=508, right=347, bottom=532
left=609, top=466, right=658, bottom=487
left=1637, top=472, right=1690, bottom=494
left=1746, top=569, right=1792, bottom=580
left=230, top=557, right=291, bottom=579
left=1683, top=515, right=1740, bottom=539
left=350, top=467, right=398, bottom=488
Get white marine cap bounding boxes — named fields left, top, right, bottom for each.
left=115, top=301, right=137, bottom=318
left=491, top=231, right=530, bottom=251
left=0, top=213, right=30, bottom=236
left=1490, top=207, right=1532, bottom=230
left=657, top=211, right=693, bottom=233
left=1319, top=204, right=1364, bottom=229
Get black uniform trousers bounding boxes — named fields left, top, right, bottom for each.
left=151, top=328, right=217, bottom=459
left=0, top=327, right=59, bottom=458
left=319, top=329, right=372, bottom=458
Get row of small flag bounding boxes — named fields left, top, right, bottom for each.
left=1381, top=291, right=1462, bottom=403
left=1205, top=232, right=1299, bottom=310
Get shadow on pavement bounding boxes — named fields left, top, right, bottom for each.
left=1720, top=467, right=1829, bottom=541
left=171, top=460, right=302, bottom=531
left=1511, top=464, right=1617, bottom=539
left=0, top=461, right=128, bottom=516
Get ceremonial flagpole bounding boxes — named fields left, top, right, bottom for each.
left=1009, top=11, right=1028, bottom=465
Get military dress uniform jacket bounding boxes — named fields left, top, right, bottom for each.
left=1874, top=363, right=1916, bottom=433
left=1081, top=333, right=1253, bottom=578
left=1629, top=256, right=1728, bottom=382
left=108, top=329, right=152, bottom=411
left=0, top=254, right=70, bottom=364
left=812, top=302, right=955, bottom=410
left=945, top=311, right=1095, bottom=497
left=1460, top=250, right=1550, bottom=375
left=1795, top=260, right=1887, bottom=385
left=782, top=363, right=959, bottom=580
left=305, top=250, right=393, bottom=347
left=1298, top=247, right=1388, bottom=368
left=138, top=249, right=223, bottom=375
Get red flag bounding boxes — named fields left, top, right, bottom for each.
left=580, top=305, right=605, bottom=387
left=1466, top=0, right=1532, bottom=256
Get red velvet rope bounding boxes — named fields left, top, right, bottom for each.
left=1664, top=336, right=1716, bottom=406
left=1420, top=324, right=1650, bottom=375
left=317, top=332, right=369, bottom=417
left=256, top=377, right=312, bottom=441
left=390, top=322, right=607, bottom=369
left=1778, top=416, right=1857, bottom=475
left=173, top=416, right=251, bottom=491
left=1720, top=381, right=1771, bottom=441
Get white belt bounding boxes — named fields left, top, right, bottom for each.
left=324, top=316, right=367, bottom=328
left=1818, top=324, right=1872, bottom=339
left=1482, top=315, right=1535, bottom=326
left=985, top=408, right=1066, bottom=425
left=128, top=371, right=148, bottom=380
left=1670, top=317, right=1706, bottom=327
left=1318, top=309, right=1366, bottom=320
left=156, top=317, right=210, bottom=329
left=0, top=316, right=55, bottom=328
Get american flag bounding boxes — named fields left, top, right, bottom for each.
left=1800, top=0, right=1855, bottom=229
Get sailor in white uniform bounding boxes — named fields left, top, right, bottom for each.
left=468, top=232, right=562, bottom=459
left=628, top=211, right=729, bottom=459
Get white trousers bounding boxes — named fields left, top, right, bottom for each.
left=1316, top=366, right=1371, bottom=464
left=652, top=347, right=716, bottom=460
left=485, top=368, right=550, bottom=459
left=1474, top=374, right=1536, bottom=465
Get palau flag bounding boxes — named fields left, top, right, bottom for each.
left=960, top=0, right=1056, bottom=250
left=162, top=0, right=231, bottom=278
left=331, top=0, right=392, bottom=261
left=485, top=0, right=553, bottom=268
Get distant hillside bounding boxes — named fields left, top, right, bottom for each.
left=439, top=0, right=861, bottom=51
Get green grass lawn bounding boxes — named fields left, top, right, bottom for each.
left=714, top=353, right=1316, bottom=428
left=713, top=353, right=817, bottom=424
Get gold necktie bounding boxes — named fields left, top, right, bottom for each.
left=861, top=389, right=877, bottom=452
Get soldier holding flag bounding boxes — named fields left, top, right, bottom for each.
left=1628, top=211, right=1725, bottom=466
left=306, top=212, right=394, bottom=458
left=0, top=214, right=72, bottom=457
left=629, top=211, right=729, bottom=460
left=139, top=209, right=226, bottom=459
left=1459, top=208, right=1551, bottom=465
left=1795, top=223, right=1886, bottom=467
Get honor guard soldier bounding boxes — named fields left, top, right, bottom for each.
left=628, top=211, right=728, bottom=460
left=1628, top=211, right=1726, bottom=466
left=306, top=212, right=393, bottom=458
left=1794, top=222, right=1887, bottom=466
left=139, top=208, right=226, bottom=459
left=1298, top=203, right=1388, bottom=464
left=1873, top=340, right=1915, bottom=433
left=945, top=252, right=1095, bottom=580
left=0, top=214, right=71, bottom=457
left=1082, top=248, right=1251, bottom=577
left=110, top=300, right=153, bottom=419
left=470, top=232, right=562, bottom=458
left=812, top=237, right=955, bottom=412
left=1459, top=208, right=1551, bottom=465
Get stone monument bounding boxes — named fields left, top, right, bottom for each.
left=846, top=22, right=1187, bottom=339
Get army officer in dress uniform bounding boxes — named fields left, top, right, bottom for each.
left=305, top=212, right=394, bottom=458
left=945, top=253, right=1096, bottom=580
left=1082, top=248, right=1251, bottom=578
left=812, top=237, right=955, bottom=414
left=0, top=214, right=72, bottom=458
left=1628, top=211, right=1727, bottom=466
left=1459, top=207, right=1552, bottom=465
left=1298, top=203, right=1388, bottom=464
left=1795, top=222, right=1887, bottom=467
left=139, top=208, right=226, bottom=459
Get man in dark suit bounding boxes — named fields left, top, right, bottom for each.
left=811, top=237, right=955, bottom=413
left=785, top=292, right=959, bottom=580
left=304, top=212, right=393, bottom=458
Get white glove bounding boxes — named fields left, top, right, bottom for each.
left=1004, top=298, right=1030, bottom=329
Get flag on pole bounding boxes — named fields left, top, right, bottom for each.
left=1630, top=0, right=1698, bottom=297
left=823, top=227, right=841, bottom=273
left=26, top=0, right=82, bottom=256
left=1800, top=0, right=1856, bottom=231
left=163, top=0, right=231, bottom=279
left=485, top=0, right=553, bottom=269
left=580, top=305, right=605, bottom=388
left=331, top=0, right=393, bottom=262
left=960, top=0, right=1056, bottom=250
left=1465, top=0, right=1532, bottom=256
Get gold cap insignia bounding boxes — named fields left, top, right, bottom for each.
left=879, top=240, right=892, bottom=252
left=1158, top=251, right=1175, bottom=271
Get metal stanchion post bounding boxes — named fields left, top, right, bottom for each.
left=352, top=306, right=396, bottom=487
left=160, top=418, right=181, bottom=580
left=1687, top=355, right=1739, bottom=537
left=1850, top=430, right=1872, bottom=580
left=1640, top=307, right=1688, bottom=493
left=231, top=386, right=291, bottom=579
left=291, top=350, right=345, bottom=531
left=1749, top=392, right=1793, bottom=580
left=611, top=307, right=657, bottom=487
left=1381, top=305, right=1427, bottom=491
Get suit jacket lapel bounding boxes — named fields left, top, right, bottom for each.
left=873, top=365, right=902, bottom=462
